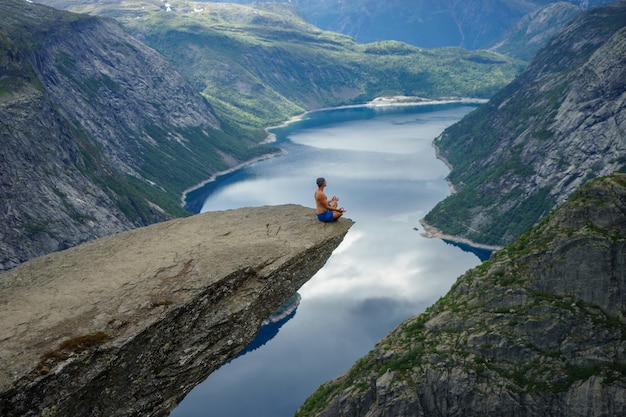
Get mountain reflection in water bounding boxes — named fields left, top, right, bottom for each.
left=233, top=294, right=301, bottom=361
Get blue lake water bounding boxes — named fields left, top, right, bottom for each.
left=173, top=103, right=485, bottom=417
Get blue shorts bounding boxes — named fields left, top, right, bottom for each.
left=317, top=210, right=335, bottom=222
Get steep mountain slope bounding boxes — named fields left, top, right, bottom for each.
left=423, top=1, right=626, bottom=247
left=204, top=0, right=614, bottom=50
left=297, top=172, right=626, bottom=417
left=0, top=0, right=273, bottom=271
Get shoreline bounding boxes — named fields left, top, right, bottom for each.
left=180, top=96, right=487, bottom=209
left=295, top=95, right=487, bottom=116
left=418, top=218, right=502, bottom=252
left=432, top=140, right=457, bottom=193
left=179, top=149, right=285, bottom=208
left=257, top=95, right=487, bottom=142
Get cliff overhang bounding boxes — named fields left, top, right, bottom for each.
left=0, top=204, right=353, bottom=417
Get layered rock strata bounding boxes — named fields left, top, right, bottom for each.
left=0, top=204, right=353, bottom=417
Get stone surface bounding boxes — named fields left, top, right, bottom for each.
left=490, top=2, right=582, bottom=61
left=0, top=204, right=353, bottom=417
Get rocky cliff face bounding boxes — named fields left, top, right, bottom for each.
left=2, top=0, right=528, bottom=271
left=424, top=1, right=626, bottom=247
left=0, top=0, right=272, bottom=271
left=0, top=204, right=353, bottom=417
left=296, top=173, right=626, bottom=417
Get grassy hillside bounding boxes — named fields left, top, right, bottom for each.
left=0, top=0, right=278, bottom=269
left=129, top=2, right=525, bottom=126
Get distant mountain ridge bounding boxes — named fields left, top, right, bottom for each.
left=204, top=0, right=616, bottom=50
left=489, top=2, right=583, bottom=60
left=36, top=0, right=524, bottom=131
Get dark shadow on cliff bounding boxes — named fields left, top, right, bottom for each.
left=443, top=239, right=492, bottom=262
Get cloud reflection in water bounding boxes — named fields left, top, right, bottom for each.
left=172, top=104, right=482, bottom=417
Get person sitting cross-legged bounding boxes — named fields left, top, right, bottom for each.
left=314, top=177, right=345, bottom=222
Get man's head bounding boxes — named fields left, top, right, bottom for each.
left=316, top=177, right=326, bottom=187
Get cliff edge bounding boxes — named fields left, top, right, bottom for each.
left=0, top=204, right=353, bottom=417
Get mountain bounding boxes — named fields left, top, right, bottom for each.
left=296, top=171, right=626, bottom=416
left=35, top=0, right=524, bottom=130
left=422, top=0, right=626, bottom=247
left=489, top=2, right=583, bottom=61
left=1, top=0, right=524, bottom=271
left=0, top=0, right=275, bottom=271
left=294, top=3, right=626, bottom=415
left=202, top=0, right=615, bottom=50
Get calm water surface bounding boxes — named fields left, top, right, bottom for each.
left=173, top=103, right=484, bottom=417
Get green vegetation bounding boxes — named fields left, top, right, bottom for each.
left=298, top=273, right=626, bottom=414
left=424, top=2, right=626, bottom=248
left=0, top=30, right=44, bottom=97
left=295, top=380, right=344, bottom=417
left=3, top=0, right=94, bottom=52
left=423, top=73, right=568, bottom=246
left=87, top=121, right=275, bottom=221
left=18, top=0, right=523, bottom=225
left=6, top=0, right=524, bottom=228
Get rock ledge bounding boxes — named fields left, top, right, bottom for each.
left=0, top=204, right=353, bottom=417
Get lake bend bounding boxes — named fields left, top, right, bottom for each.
left=174, top=102, right=486, bottom=417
